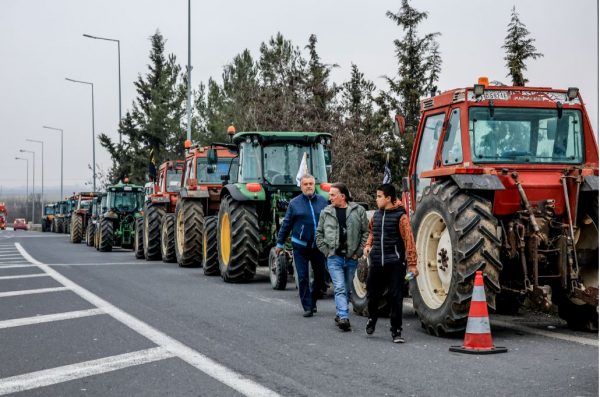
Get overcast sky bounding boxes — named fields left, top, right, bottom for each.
left=0, top=0, right=597, bottom=194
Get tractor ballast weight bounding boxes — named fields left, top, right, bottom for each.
left=97, top=183, right=144, bottom=252
left=374, top=81, right=598, bottom=335
left=216, top=131, right=332, bottom=283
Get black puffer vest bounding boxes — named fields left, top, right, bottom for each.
left=369, top=206, right=406, bottom=267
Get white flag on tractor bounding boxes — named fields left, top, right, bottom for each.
left=296, top=152, right=309, bottom=186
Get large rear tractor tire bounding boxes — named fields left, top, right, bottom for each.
left=557, top=195, right=598, bottom=332
left=174, top=199, right=204, bottom=267
left=70, top=215, right=83, bottom=243
left=202, top=216, right=219, bottom=275
left=350, top=256, right=390, bottom=317
left=98, top=218, right=114, bottom=252
left=143, top=204, right=165, bottom=261
left=134, top=217, right=144, bottom=259
left=217, top=196, right=259, bottom=283
left=160, top=214, right=176, bottom=263
left=410, top=181, right=502, bottom=336
left=86, top=222, right=95, bottom=247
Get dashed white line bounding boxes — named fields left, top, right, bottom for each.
left=0, top=308, right=105, bottom=329
left=0, top=347, right=174, bottom=395
left=0, top=265, right=38, bottom=269
left=14, top=243, right=281, bottom=397
left=0, top=274, right=49, bottom=280
left=0, top=287, right=69, bottom=298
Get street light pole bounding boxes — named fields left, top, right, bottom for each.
left=15, top=157, right=29, bottom=221
left=43, top=126, right=63, bottom=199
left=26, top=139, right=44, bottom=212
left=83, top=33, right=122, bottom=144
left=186, top=0, right=192, bottom=142
left=20, top=149, right=35, bottom=222
left=66, top=78, right=96, bottom=192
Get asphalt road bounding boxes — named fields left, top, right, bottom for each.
left=0, top=229, right=597, bottom=396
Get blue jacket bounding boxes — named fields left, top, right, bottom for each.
left=276, top=193, right=328, bottom=249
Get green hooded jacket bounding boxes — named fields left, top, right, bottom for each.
left=316, top=202, right=369, bottom=258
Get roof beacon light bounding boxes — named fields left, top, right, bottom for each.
left=567, top=87, right=579, bottom=101
left=478, top=76, right=489, bottom=87
left=184, top=139, right=192, bottom=149
left=227, top=125, right=236, bottom=136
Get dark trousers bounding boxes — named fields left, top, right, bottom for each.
left=367, top=264, right=406, bottom=332
left=293, top=246, right=326, bottom=312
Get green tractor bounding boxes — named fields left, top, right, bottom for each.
left=215, top=131, right=332, bottom=284
left=52, top=200, right=69, bottom=233
left=97, top=182, right=144, bottom=252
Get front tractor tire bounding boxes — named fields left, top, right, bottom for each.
left=98, top=218, right=114, bottom=252
left=86, top=222, right=95, bottom=247
left=160, top=214, right=176, bottom=263
left=174, top=199, right=204, bottom=267
left=217, top=196, right=259, bottom=283
left=143, top=204, right=165, bottom=261
left=70, top=215, right=83, bottom=244
left=410, top=181, right=502, bottom=336
left=134, top=217, right=144, bottom=259
left=202, top=216, right=219, bottom=275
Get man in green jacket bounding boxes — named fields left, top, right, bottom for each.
left=316, top=183, right=369, bottom=331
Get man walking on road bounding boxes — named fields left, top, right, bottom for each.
left=276, top=174, right=328, bottom=317
left=363, top=184, right=418, bottom=343
left=316, top=183, right=369, bottom=331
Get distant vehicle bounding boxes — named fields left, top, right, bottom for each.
left=13, top=218, right=28, bottom=231
left=0, top=202, right=7, bottom=230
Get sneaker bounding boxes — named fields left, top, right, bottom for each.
left=366, top=318, right=377, bottom=335
left=303, top=310, right=313, bottom=318
left=338, top=318, right=351, bottom=332
left=392, top=332, right=405, bottom=343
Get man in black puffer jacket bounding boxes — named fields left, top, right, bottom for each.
left=363, top=184, right=418, bottom=343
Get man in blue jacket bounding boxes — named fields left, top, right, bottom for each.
left=276, top=174, right=328, bottom=317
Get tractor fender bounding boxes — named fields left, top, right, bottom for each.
left=581, top=175, right=599, bottom=191
left=179, top=188, right=210, bottom=199
left=450, top=174, right=505, bottom=191
left=220, top=184, right=251, bottom=202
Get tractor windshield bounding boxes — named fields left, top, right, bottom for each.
left=166, top=169, right=182, bottom=192
left=44, top=206, right=55, bottom=215
left=107, top=191, right=144, bottom=213
left=80, top=200, right=92, bottom=210
left=59, top=202, right=68, bottom=215
left=197, top=158, right=235, bottom=184
left=469, top=107, right=583, bottom=164
left=262, top=143, right=328, bottom=185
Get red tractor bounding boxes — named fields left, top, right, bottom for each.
left=134, top=160, right=184, bottom=260
left=69, top=192, right=98, bottom=244
left=173, top=141, right=238, bottom=269
left=0, top=202, right=7, bottom=230
left=358, top=80, right=598, bottom=334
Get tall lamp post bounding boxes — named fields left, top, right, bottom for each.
left=15, top=157, right=29, bottom=221
left=19, top=149, right=35, bottom=222
left=83, top=33, right=122, bottom=144
left=26, top=139, right=44, bottom=212
left=66, top=77, right=96, bottom=192
left=186, top=0, right=192, bottom=142
left=42, top=126, right=63, bottom=199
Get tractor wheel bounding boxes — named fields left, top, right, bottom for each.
left=202, top=216, right=219, bottom=275
left=160, top=213, right=176, bottom=263
left=143, top=204, right=165, bottom=261
left=174, top=199, right=204, bottom=267
left=98, top=218, right=113, bottom=252
left=557, top=195, right=599, bottom=332
left=134, top=217, right=144, bottom=259
left=268, top=247, right=288, bottom=290
left=70, top=215, right=83, bottom=244
left=86, top=222, right=95, bottom=247
left=64, top=218, right=70, bottom=234
left=350, top=256, right=390, bottom=317
left=409, top=180, right=502, bottom=336
left=217, top=196, right=259, bottom=283
left=56, top=218, right=64, bottom=233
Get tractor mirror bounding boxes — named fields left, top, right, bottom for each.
left=207, top=149, right=218, bottom=165
left=324, top=149, right=332, bottom=166
left=207, top=164, right=216, bottom=174
left=401, top=177, right=410, bottom=193
left=220, top=174, right=229, bottom=184
left=394, top=114, right=407, bottom=135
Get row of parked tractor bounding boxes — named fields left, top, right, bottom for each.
left=42, top=128, right=331, bottom=290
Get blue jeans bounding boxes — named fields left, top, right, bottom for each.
left=326, top=255, right=358, bottom=320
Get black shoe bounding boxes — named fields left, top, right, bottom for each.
left=338, top=318, right=351, bottom=332
left=334, top=315, right=340, bottom=324
left=392, top=332, right=405, bottom=343
left=366, top=318, right=377, bottom=335
left=303, top=310, right=313, bottom=317
left=312, top=305, right=317, bottom=314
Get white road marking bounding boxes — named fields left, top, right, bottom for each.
left=15, top=243, right=282, bottom=397
left=48, top=262, right=142, bottom=267
left=0, top=287, right=69, bottom=298
left=0, top=308, right=105, bottom=329
left=0, top=274, right=49, bottom=280
left=0, top=265, right=38, bottom=269
left=0, top=347, right=174, bottom=395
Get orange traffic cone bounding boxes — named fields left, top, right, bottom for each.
left=450, top=271, right=507, bottom=354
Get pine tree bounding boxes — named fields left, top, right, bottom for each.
left=502, top=6, right=543, bottom=86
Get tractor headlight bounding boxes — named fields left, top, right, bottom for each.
left=567, top=87, right=579, bottom=101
